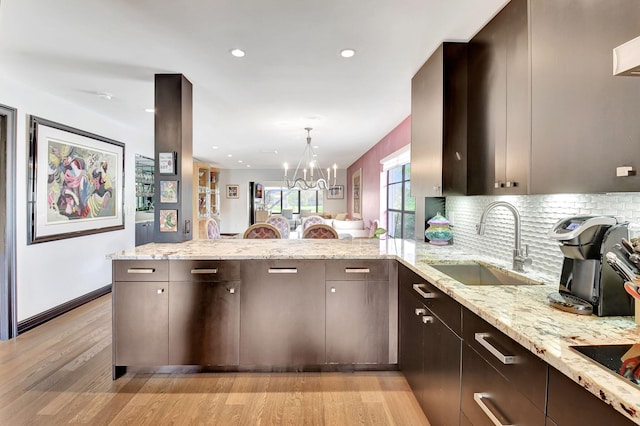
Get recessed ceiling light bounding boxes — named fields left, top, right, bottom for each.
left=230, top=48, right=245, bottom=58
left=246, top=164, right=251, bottom=168
left=96, top=91, right=113, bottom=100
left=212, top=146, right=219, bottom=150
left=340, top=49, right=356, bottom=58
left=227, top=154, right=233, bottom=158
left=238, top=160, right=243, bottom=163
left=144, top=108, right=155, bottom=113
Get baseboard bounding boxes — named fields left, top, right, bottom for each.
left=17, top=284, right=112, bottom=334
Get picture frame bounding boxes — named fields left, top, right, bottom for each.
left=352, top=168, right=362, bottom=219
left=158, top=151, right=176, bottom=175
left=254, top=182, right=263, bottom=199
left=226, top=184, right=239, bottom=199
left=159, top=209, right=178, bottom=232
left=159, top=180, right=178, bottom=203
left=326, top=185, right=344, bottom=199
left=27, top=115, right=125, bottom=244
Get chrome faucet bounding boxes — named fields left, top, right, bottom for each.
left=476, top=201, right=532, bottom=272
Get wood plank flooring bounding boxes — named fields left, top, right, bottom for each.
left=0, top=295, right=429, bottom=425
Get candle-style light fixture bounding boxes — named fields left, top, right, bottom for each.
left=284, top=127, right=337, bottom=190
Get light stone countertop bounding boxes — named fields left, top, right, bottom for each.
left=109, top=238, right=640, bottom=423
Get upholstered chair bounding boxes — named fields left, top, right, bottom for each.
left=243, top=223, right=282, bottom=239
left=302, top=215, right=325, bottom=231
left=302, top=224, right=339, bottom=239
left=206, top=218, right=221, bottom=239
left=266, top=215, right=290, bottom=239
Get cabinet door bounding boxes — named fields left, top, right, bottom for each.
left=326, top=280, right=389, bottom=364
left=461, top=344, right=545, bottom=426
left=399, top=282, right=425, bottom=399
left=168, top=281, right=240, bottom=366
left=240, top=260, right=325, bottom=366
left=529, top=0, right=640, bottom=194
left=422, top=310, right=462, bottom=426
left=468, top=0, right=528, bottom=195
left=113, top=281, right=168, bottom=366
left=547, top=367, right=636, bottom=426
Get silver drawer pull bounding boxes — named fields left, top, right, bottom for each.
left=127, top=268, right=155, bottom=274
left=413, top=283, right=436, bottom=299
left=422, top=316, right=434, bottom=324
left=345, top=268, right=370, bottom=273
left=415, top=308, right=427, bottom=316
left=190, top=268, right=218, bottom=274
left=473, top=393, right=513, bottom=426
left=268, top=268, right=298, bottom=274
left=475, top=333, right=516, bottom=364
left=157, top=288, right=165, bottom=294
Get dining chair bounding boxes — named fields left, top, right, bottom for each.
left=206, top=218, right=221, bottom=239
left=302, top=224, right=339, bottom=239
left=302, top=215, right=325, bottom=231
left=243, top=223, right=282, bottom=239
left=266, top=215, right=290, bottom=239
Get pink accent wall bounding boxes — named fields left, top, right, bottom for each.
left=347, top=115, right=411, bottom=229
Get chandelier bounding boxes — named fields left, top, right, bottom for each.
left=284, top=127, right=337, bottom=190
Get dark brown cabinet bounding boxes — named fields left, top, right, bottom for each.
left=325, top=260, right=390, bottom=364
left=112, top=260, right=169, bottom=370
left=411, top=42, right=468, bottom=199
left=399, top=265, right=462, bottom=425
left=547, top=367, right=635, bottom=426
left=468, top=0, right=529, bottom=195
left=529, top=0, right=640, bottom=194
left=168, top=260, right=240, bottom=366
left=239, top=260, right=326, bottom=367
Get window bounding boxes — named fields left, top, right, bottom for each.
left=386, top=164, right=415, bottom=239
left=264, top=187, right=323, bottom=214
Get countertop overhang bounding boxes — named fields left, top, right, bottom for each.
left=109, top=238, right=640, bottom=423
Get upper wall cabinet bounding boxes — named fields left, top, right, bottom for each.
left=411, top=43, right=468, bottom=197
left=529, top=0, right=640, bottom=194
left=468, top=0, right=529, bottom=195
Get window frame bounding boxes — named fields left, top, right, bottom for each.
left=386, top=164, right=414, bottom=239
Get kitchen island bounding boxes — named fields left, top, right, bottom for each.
left=110, top=238, right=640, bottom=424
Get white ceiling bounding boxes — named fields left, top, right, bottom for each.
left=0, top=0, right=507, bottom=170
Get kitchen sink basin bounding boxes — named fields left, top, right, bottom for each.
left=431, top=263, right=542, bottom=286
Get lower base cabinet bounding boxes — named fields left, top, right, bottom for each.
left=547, top=366, right=635, bottom=426
left=240, top=260, right=326, bottom=367
left=399, top=265, right=462, bottom=425
left=168, top=281, right=240, bottom=366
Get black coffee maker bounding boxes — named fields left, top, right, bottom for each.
left=547, top=215, right=634, bottom=316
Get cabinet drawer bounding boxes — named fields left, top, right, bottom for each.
left=463, top=308, right=547, bottom=411
left=114, top=260, right=168, bottom=282
left=169, top=260, right=240, bottom=282
left=242, top=259, right=324, bottom=282
left=462, top=344, right=545, bottom=426
left=400, top=266, right=461, bottom=335
left=325, top=259, right=389, bottom=281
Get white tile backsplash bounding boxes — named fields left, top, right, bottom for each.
left=445, top=193, right=640, bottom=282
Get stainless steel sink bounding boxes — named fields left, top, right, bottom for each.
left=431, top=263, right=542, bottom=286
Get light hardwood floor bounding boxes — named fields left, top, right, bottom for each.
left=0, top=295, right=429, bottom=425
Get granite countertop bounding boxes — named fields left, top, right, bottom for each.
left=109, top=238, right=640, bottom=423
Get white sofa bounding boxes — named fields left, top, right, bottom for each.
left=327, top=219, right=370, bottom=239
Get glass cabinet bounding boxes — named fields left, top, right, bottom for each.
left=135, top=155, right=154, bottom=211
left=193, top=162, right=220, bottom=239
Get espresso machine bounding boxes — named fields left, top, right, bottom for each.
left=547, top=215, right=635, bottom=316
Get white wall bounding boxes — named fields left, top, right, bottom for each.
left=218, top=168, right=347, bottom=234
left=0, top=75, right=152, bottom=321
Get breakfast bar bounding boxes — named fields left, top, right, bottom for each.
left=110, top=238, right=640, bottom=424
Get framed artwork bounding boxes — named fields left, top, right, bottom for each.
left=159, top=209, right=178, bottom=232
left=159, top=180, right=178, bottom=203
left=254, top=182, right=263, bottom=199
left=226, top=184, right=239, bottom=199
left=158, top=151, right=176, bottom=175
left=326, top=185, right=344, bottom=199
left=27, top=115, right=124, bottom=244
left=352, top=168, right=362, bottom=219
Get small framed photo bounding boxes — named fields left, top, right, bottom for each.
left=326, top=185, right=344, bottom=199
left=159, top=209, right=178, bottom=232
left=226, top=184, right=239, bottom=199
left=159, top=180, right=178, bottom=203
left=158, top=152, right=176, bottom=175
